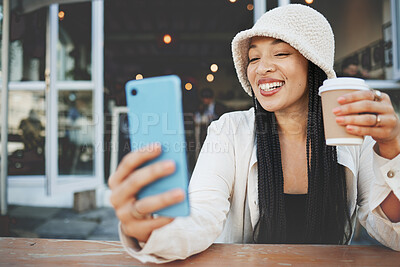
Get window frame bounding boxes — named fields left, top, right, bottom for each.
left=392, top=0, right=400, bottom=80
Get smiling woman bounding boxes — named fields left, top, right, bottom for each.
left=108, top=4, right=400, bottom=264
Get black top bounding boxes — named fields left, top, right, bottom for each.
left=284, top=193, right=307, bottom=244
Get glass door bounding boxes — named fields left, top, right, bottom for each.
left=47, top=1, right=104, bottom=195
left=7, top=1, right=104, bottom=206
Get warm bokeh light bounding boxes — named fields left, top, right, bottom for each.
left=185, top=83, right=193, bottom=90
left=247, top=4, right=254, bottom=11
left=136, top=74, right=143, bottom=80
left=305, top=0, right=314, bottom=4
left=229, top=0, right=237, bottom=2
left=163, top=34, right=172, bottom=44
left=206, top=74, right=214, bottom=82
left=210, top=64, right=218, bottom=73
left=58, top=11, right=65, bottom=21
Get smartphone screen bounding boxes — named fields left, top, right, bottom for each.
left=125, top=75, right=190, bottom=217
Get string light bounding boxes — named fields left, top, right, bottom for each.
left=210, top=64, right=218, bottom=73
left=58, top=11, right=65, bottom=21
left=305, top=0, right=314, bottom=4
left=136, top=74, right=143, bottom=80
left=185, top=83, right=193, bottom=90
left=163, top=34, right=172, bottom=44
left=206, top=74, right=214, bottom=82
left=247, top=4, right=254, bottom=11
left=229, top=0, right=237, bottom=2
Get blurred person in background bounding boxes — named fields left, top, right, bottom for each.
left=194, top=87, right=228, bottom=157
left=338, top=57, right=370, bottom=79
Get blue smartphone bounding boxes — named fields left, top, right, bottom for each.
left=125, top=75, right=190, bottom=217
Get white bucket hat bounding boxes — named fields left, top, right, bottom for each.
left=232, top=4, right=336, bottom=96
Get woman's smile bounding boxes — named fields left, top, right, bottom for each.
left=258, top=78, right=285, bottom=96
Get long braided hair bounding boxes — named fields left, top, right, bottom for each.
left=252, top=62, right=352, bottom=244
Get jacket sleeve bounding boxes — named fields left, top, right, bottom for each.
left=119, top=114, right=236, bottom=263
left=357, top=136, right=400, bottom=250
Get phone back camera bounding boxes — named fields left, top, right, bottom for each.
left=131, top=89, right=137, bottom=96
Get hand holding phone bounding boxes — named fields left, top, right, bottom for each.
left=108, top=143, right=185, bottom=242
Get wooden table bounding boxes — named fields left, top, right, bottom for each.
left=1, top=237, right=399, bottom=266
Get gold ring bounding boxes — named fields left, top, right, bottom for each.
left=374, top=114, right=382, bottom=127
left=371, top=89, right=382, bottom=102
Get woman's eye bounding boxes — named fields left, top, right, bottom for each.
left=276, top=53, right=289, bottom=57
left=249, top=58, right=259, bottom=63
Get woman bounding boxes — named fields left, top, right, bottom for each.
left=108, top=4, right=400, bottom=263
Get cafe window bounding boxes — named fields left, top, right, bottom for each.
left=58, top=3, right=92, bottom=81
left=7, top=91, right=46, bottom=176
left=0, top=3, right=3, bottom=80
left=9, top=7, right=47, bottom=81
left=291, top=0, right=400, bottom=114
left=0, top=3, right=2, bottom=158
left=58, top=90, right=94, bottom=176
left=392, top=0, right=400, bottom=80
left=291, top=0, right=391, bottom=79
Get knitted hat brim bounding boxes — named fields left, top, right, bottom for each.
left=231, top=4, right=337, bottom=97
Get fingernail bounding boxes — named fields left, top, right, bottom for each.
left=337, top=96, right=345, bottom=103
left=148, top=143, right=161, bottom=152
left=336, top=117, right=344, bottom=123
left=153, top=142, right=161, bottom=149
left=171, top=189, right=184, bottom=199
left=346, top=125, right=354, bottom=131
left=332, top=107, right=341, bottom=115
left=163, top=160, right=175, bottom=170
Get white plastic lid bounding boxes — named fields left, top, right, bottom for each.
left=318, top=77, right=370, bottom=95
left=326, top=137, right=363, bottom=146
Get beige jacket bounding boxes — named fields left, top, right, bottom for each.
left=120, top=108, right=400, bottom=263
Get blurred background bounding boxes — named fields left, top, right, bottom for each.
left=0, top=0, right=398, bottom=244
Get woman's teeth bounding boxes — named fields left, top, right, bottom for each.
left=259, top=82, right=285, bottom=91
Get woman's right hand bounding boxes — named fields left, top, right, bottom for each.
left=108, top=143, right=185, bottom=242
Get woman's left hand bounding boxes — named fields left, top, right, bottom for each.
left=333, top=89, right=400, bottom=159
